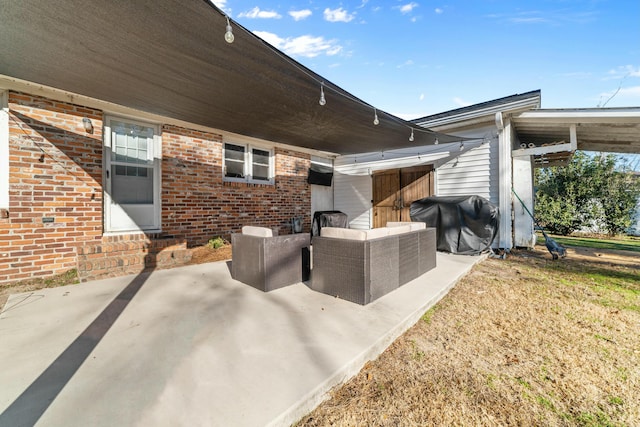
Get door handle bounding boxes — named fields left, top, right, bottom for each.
left=106, top=170, right=110, bottom=179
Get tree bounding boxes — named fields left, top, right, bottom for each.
left=594, top=156, right=640, bottom=235
left=534, top=151, right=640, bottom=236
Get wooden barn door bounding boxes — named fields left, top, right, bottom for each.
left=373, top=166, right=433, bottom=228
left=399, top=166, right=434, bottom=223
left=372, top=170, right=400, bottom=228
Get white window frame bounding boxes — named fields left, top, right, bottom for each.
left=0, top=91, right=9, bottom=210
left=223, top=141, right=274, bottom=185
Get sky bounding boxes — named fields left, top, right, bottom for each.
left=213, top=0, right=640, bottom=121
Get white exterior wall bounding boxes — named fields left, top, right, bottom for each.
left=435, top=139, right=498, bottom=204
left=497, top=118, right=514, bottom=249
left=333, top=171, right=372, bottom=230
left=512, top=155, right=536, bottom=247
left=311, top=185, right=333, bottom=214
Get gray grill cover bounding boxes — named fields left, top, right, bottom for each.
left=410, top=195, right=500, bottom=255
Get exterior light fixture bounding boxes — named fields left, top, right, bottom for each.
left=409, top=128, right=414, bottom=142
left=224, top=16, right=234, bottom=44
left=460, top=142, right=464, bottom=151
left=373, top=108, right=379, bottom=125
left=82, top=117, right=93, bottom=133
left=319, top=83, right=326, bottom=106
left=434, top=137, right=439, bottom=145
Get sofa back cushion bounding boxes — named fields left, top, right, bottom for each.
left=386, top=221, right=426, bottom=231
left=320, top=227, right=390, bottom=241
left=386, top=224, right=414, bottom=235
left=242, top=226, right=273, bottom=238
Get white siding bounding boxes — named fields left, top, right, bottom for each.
left=334, top=171, right=372, bottom=230
left=436, top=140, right=499, bottom=205
left=311, top=185, right=333, bottom=213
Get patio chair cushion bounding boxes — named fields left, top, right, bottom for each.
left=320, top=227, right=390, bottom=241
left=386, top=222, right=426, bottom=231
left=242, top=225, right=273, bottom=238
left=385, top=224, right=414, bottom=235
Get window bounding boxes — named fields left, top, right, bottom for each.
left=223, top=143, right=274, bottom=184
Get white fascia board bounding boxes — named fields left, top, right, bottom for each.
left=514, top=109, right=640, bottom=124
left=0, top=74, right=335, bottom=158
left=415, top=97, right=541, bottom=129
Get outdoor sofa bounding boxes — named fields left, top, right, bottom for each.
left=231, top=226, right=310, bottom=292
left=310, top=222, right=437, bottom=305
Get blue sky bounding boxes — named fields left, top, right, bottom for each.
left=214, top=0, right=640, bottom=121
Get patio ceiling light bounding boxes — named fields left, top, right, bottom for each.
left=319, top=83, right=326, bottom=106
left=224, top=16, right=234, bottom=44
left=409, top=128, right=414, bottom=142
left=373, top=108, right=379, bottom=125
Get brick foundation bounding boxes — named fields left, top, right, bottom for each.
left=77, top=234, right=192, bottom=282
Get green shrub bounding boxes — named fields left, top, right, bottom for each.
left=207, top=236, right=227, bottom=249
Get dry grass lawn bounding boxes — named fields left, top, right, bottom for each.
left=297, top=246, right=640, bottom=426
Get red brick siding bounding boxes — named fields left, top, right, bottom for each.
left=161, top=125, right=311, bottom=245
left=1, top=93, right=312, bottom=286
left=0, top=92, right=103, bottom=284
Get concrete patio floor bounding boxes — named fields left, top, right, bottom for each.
left=0, top=252, right=483, bottom=427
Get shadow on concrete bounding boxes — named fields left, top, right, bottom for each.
left=0, top=270, right=151, bottom=427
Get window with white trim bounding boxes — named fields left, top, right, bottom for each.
left=223, top=142, right=274, bottom=184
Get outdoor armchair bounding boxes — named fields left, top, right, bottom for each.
left=231, top=226, right=310, bottom=292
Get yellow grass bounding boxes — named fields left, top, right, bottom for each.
left=297, top=246, right=640, bottom=426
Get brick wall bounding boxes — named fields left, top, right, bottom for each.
left=0, top=92, right=103, bottom=285
left=161, top=125, right=311, bottom=246
left=1, top=92, right=312, bottom=286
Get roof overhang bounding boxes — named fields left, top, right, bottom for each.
left=0, top=0, right=462, bottom=155
left=512, top=108, right=640, bottom=167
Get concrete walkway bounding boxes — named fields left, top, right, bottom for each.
left=0, top=252, right=482, bottom=427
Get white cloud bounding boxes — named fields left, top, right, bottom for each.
left=239, top=7, right=282, bottom=19
left=253, top=31, right=343, bottom=58
left=324, top=7, right=355, bottom=23
left=619, top=86, right=640, bottom=96
left=397, top=59, right=414, bottom=68
left=435, top=8, right=443, bottom=14
left=596, top=85, right=640, bottom=107
left=210, top=0, right=230, bottom=15
left=605, top=65, right=640, bottom=80
left=419, top=93, right=425, bottom=101
left=397, top=2, right=419, bottom=14
left=289, top=9, right=312, bottom=21
left=453, top=97, right=471, bottom=107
